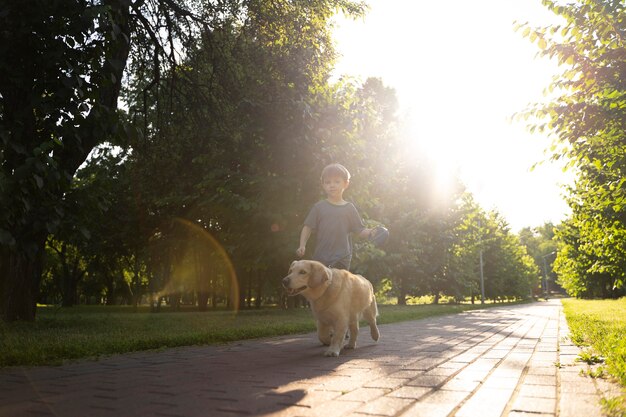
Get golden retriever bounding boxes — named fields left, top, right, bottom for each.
left=282, top=260, right=380, bottom=357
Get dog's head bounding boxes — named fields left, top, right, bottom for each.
left=282, top=260, right=331, bottom=296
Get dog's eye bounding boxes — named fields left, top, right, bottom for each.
left=299, top=270, right=307, bottom=274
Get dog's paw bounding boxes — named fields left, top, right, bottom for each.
left=345, top=343, right=356, bottom=350
left=324, top=349, right=340, bottom=357
left=318, top=337, right=331, bottom=346
left=371, top=327, right=380, bottom=342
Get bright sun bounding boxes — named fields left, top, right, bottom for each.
left=332, top=0, right=573, bottom=230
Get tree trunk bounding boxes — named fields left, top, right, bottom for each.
left=197, top=291, right=209, bottom=311
left=0, top=238, right=45, bottom=321
left=60, top=248, right=83, bottom=307
left=105, top=270, right=116, bottom=305
left=61, top=276, right=78, bottom=307
left=396, top=278, right=407, bottom=306
left=433, top=293, right=440, bottom=304
left=234, top=267, right=245, bottom=311
left=255, top=273, right=264, bottom=309
left=246, top=271, right=253, bottom=309
left=397, top=293, right=407, bottom=306
left=170, top=293, right=181, bottom=311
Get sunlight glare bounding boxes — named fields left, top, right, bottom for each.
left=332, top=0, right=572, bottom=230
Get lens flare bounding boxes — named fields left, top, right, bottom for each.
left=156, top=217, right=239, bottom=313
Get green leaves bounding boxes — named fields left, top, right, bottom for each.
left=519, top=0, right=626, bottom=298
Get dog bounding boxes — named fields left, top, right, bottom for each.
left=282, top=260, right=380, bottom=357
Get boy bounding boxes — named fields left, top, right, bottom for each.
left=296, top=163, right=374, bottom=270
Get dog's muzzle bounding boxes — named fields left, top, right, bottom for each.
left=282, top=277, right=307, bottom=296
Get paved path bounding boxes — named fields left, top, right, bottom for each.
left=0, top=300, right=621, bottom=417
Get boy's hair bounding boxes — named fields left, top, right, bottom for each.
left=321, top=163, right=351, bottom=182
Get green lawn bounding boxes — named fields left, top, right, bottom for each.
left=561, top=298, right=626, bottom=416
left=562, top=298, right=626, bottom=385
left=0, top=302, right=506, bottom=367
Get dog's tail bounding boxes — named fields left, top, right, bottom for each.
left=369, top=281, right=379, bottom=317
left=367, top=285, right=380, bottom=341
left=369, top=304, right=380, bottom=341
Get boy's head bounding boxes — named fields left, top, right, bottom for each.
left=320, top=164, right=351, bottom=200
left=320, top=163, right=351, bottom=183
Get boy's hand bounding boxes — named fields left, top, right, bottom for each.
left=296, top=246, right=306, bottom=257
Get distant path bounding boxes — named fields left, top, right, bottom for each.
left=0, top=300, right=619, bottom=417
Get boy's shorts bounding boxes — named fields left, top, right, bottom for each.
left=327, top=259, right=350, bottom=270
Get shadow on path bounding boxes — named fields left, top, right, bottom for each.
left=1, top=300, right=610, bottom=417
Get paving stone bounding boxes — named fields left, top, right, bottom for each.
left=508, top=412, right=554, bottom=417
left=559, top=393, right=603, bottom=417
left=386, top=386, right=432, bottom=400
left=511, top=396, right=556, bottom=414
left=481, top=376, right=519, bottom=390
left=0, top=300, right=619, bottom=417
left=336, top=388, right=388, bottom=403
left=522, top=374, right=557, bottom=386
left=455, top=387, right=514, bottom=417
left=400, top=389, right=469, bottom=417
left=439, top=377, right=481, bottom=393
left=516, top=384, right=557, bottom=399
left=405, top=373, right=449, bottom=388
left=354, top=396, right=413, bottom=416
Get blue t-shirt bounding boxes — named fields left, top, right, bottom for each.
left=304, top=200, right=365, bottom=269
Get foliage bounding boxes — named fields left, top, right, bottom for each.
left=0, top=0, right=133, bottom=320
left=478, top=212, right=539, bottom=301
left=562, top=298, right=626, bottom=387
left=555, top=209, right=626, bottom=298
left=0, top=0, right=368, bottom=320
left=517, top=0, right=626, bottom=298
left=447, top=195, right=540, bottom=303
left=519, top=222, right=558, bottom=295
left=2, top=0, right=543, bottom=317
left=116, top=0, right=372, bottom=309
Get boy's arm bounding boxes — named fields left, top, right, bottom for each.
left=296, top=226, right=312, bottom=257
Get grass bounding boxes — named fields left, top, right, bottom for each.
left=0, top=301, right=512, bottom=367
left=562, top=298, right=626, bottom=386
left=561, top=298, right=626, bottom=417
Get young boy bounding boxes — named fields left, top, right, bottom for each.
left=296, top=163, right=374, bottom=270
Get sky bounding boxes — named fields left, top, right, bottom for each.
left=331, top=0, right=575, bottom=232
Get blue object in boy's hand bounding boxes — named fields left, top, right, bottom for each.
left=369, top=226, right=389, bottom=247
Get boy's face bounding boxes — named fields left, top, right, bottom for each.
left=322, top=175, right=349, bottom=199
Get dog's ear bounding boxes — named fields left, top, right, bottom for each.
left=308, top=262, right=331, bottom=288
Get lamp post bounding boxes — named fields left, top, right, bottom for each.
left=479, top=246, right=485, bottom=305
left=478, top=219, right=485, bottom=305
left=542, top=251, right=556, bottom=299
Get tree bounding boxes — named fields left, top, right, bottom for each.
left=118, top=0, right=368, bottom=309
left=517, top=0, right=626, bottom=297
left=0, top=0, right=368, bottom=320
left=554, top=190, right=626, bottom=298
left=477, top=212, right=538, bottom=302
left=449, top=194, right=485, bottom=303
left=0, top=0, right=132, bottom=320
left=519, top=222, right=558, bottom=296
